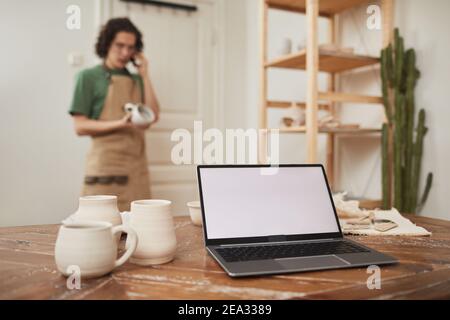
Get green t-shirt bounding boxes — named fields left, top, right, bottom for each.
left=69, top=64, right=144, bottom=119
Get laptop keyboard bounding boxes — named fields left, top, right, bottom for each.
left=216, top=241, right=369, bottom=263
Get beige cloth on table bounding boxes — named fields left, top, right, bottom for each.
left=333, top=192, right=431, bottom=237
left=341, top=209, right=431, bottom=236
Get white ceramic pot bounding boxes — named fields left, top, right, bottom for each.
left=187, top=201, right=202, bottom=226
left=296, top=36, right=306, bottom=52
left=124, top=103, right=155, bottom=126
left=55, top=221, right=138, bottom=279
left=283, top=102, right=305, bottom=126
left=72, top=195, right=122, bottom=227
left=127, top=199, right=177, bottom=266
left=278, top=37, right=293, bottom=55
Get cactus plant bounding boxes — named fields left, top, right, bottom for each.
left=380, top=28, right=432, bottom=213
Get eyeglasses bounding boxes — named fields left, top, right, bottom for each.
left=111, top=42, right=136, bottom=54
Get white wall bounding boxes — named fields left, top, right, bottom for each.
left=221, top=0, right=249, bottom=129
left=225, top=0, right=450, bottom=220
left=0, top=0, right=97, bottom=226
left=394, top=0, right=450, bottom=220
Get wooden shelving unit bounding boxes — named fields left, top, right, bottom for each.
left=259, top=0, right=394, bottom=190
left=270, top=127, right=382, bottom=134
left=265, top=48, right=379, bottom=73
left=266, top=0, right=372, bottom=16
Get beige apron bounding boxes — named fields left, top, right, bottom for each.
left=82, top=73, right=151, bottom=211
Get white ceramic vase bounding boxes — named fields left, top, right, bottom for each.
left=72, top=195, right=122, bottom=227
left=55, top=221, right=138, bottom=279
left=127, top=199, right=177, bottom=265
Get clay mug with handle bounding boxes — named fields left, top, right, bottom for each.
left=55, top=221, right=138, bottom=279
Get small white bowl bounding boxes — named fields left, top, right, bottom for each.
left=187, top=201, right=202, bottom=226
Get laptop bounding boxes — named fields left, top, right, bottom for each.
left=197, top=164, right=397, bottom=277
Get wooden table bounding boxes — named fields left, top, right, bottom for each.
left=0, top=215, right=449, bottom=300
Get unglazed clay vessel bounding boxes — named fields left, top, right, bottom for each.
left=283, top=102, right=305, bottom=127
left=278, top=37, right=293, bottom=55
left=187, top=201, right=202, bottom=226
left=123, top=103, right=155, bottom=126
left=72, top=195, right=122, bottom=227
left=127, top=199, right=177, bottom=265
left=55, top=221, right=138, bottom=279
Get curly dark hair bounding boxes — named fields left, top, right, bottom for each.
left=95, top=17, right=143, bottom=58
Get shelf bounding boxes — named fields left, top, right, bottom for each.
left=266, top=0, right=371, bottom=17
left=267, top=93, right=383, bottom=107
left=267, top=100, right=330, bottom=110
left=260, top=0, right=394, bottom=188
left=267, top=126, right=382, bottom=134
left=318, top=91, right=383, bottom=104
left=266, top=49, right=379, bottom=73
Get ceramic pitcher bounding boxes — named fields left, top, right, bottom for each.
left=127, top=199, right=177, bottom=265
left=72, top=195, right=122, bottom=227
left=55, top=221, right=138, bottom=279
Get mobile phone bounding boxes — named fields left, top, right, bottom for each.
left=131, top=56, right=141, bottom=67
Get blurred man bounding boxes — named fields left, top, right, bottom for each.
left=69, top=18, right=159, bottom=211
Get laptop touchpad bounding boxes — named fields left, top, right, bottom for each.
left=276, top=255, right=348, bottom=270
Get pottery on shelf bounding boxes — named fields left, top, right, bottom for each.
left=187, top=201, right=202, bottom=226
left=319, top=43, right=354, bottom=55
left=281, top=117, right=295, bottom=127
left=55, top=221, right=138, bottom=279
left=296, top=36, right=306, bottom=52
left=123, top=102, right=155, bottom=126
left=278, top=37, right=293, bottom=55
left=281, top=102, right=305, bottom=127
left=127, top=199, right=177, bottom=266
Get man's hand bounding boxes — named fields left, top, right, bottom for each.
left=134, top=52, right=149, bottom=78
left=72, top=113, right=133, bottom=137
left=134, top=51, right=160, bottom=125
left=117, top=113, right=133, bottom=129
left=122, top=112, right=152, bottom=130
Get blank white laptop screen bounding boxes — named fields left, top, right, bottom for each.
left=199, top=166, right=340, bottom=239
